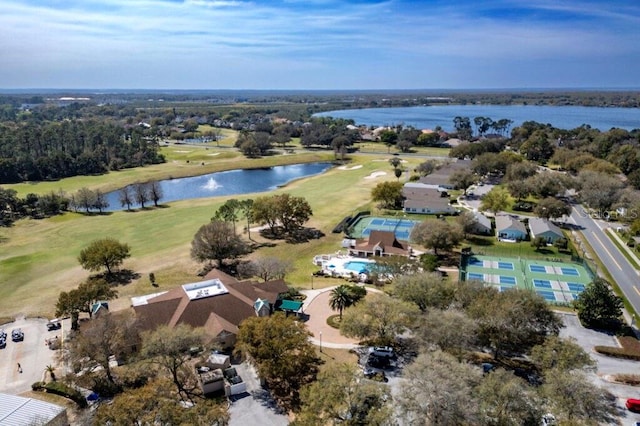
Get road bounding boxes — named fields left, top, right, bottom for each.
left=569, top=204, right=640, bottom=318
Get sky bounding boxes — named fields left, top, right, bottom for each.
left=1, top=0, right=640, bottom=90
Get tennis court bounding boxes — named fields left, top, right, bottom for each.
left=349, top=216, right=421, bottom=241
left=462, top=255, right=594, bottom=304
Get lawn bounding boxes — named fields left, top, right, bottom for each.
left=0, top=153, right=420, bottom=319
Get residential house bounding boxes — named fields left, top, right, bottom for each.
left=529, top=217, right=564, bottom=243
left=403, top=184, right=457, bottom=215
left=495, top=215, right=528, bottom=241
left=348, top=230, right=411, bottom=258
left=418, top=159, right=472, bottom=190
left=470, top=212, right=493, bottom=235
left=132, top=269, right=289, bottom=350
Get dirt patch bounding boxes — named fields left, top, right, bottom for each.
left=337, top=165, right=363, bottom=170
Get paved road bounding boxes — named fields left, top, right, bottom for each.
left=569, top=204, right=640, bottom=318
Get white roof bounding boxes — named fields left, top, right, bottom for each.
left=131, top=291, right=168, bottom=307
left=182, top=279, right=228, bottom=301
left=0, top=393, right=66, bottom=425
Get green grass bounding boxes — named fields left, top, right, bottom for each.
left=466, top=235, right=574, bottom=261
left=0, top=153, right=414, bottom=319
left=605, top=229, right=640, bottom=270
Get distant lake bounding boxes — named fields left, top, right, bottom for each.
left=315, top=105, right=640, bottom=132
left=103, top=162, right=332, bottom=211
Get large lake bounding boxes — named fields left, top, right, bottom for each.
left=103, top=162, right=332, bottom=211
left=315, top=105, right=640, bottom=132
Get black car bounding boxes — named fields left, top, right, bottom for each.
left=0, top=337, right=6, bottom=348
left=11, top=328, right=24, bottom=342
left=0, top=329, right=6, bottom=339
left=366, top=354, right=391, bottom=369
left=47, top=320, right=62, bottom=331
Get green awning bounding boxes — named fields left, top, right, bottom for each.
left=278, top=299, right=303, bottom=312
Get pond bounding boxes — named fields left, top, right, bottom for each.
left=103, top=162, right=333, bottom=211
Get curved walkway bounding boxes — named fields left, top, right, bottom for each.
left=301, top=286, right=383, bottom=350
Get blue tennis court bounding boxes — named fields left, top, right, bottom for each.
left=370, top=218, right=385, bottom=226
left=468, top=272, right=484, bottom=280
left=536, top=290, right=556, bottom=301
left=567, top=282, right=586, bottom=292
left=529, top=265, right=546, bottom=273
left=533, top=279, right=552, bottom=289
left=499, top=276, right=516, bottom=285
left=500, top=286, right=512, bottom=292
left=561, top=267, right=579, bottom=276
left=468, top=258, right=484, bottom=267
left=498, top=262, right=514, bottom=270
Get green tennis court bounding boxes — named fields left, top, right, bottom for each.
left=461, top=255, right=594, bottom=304
left=349, top=216, right=421, bottom=241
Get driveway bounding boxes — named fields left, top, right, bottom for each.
left=559, top=313, right=640, bottom=425
left=0, top=316, right=64, bottom=395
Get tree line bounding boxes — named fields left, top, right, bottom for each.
left=0, top=119, right=165, bottom=184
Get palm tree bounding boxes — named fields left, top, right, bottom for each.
left=45, top=365, right=56, bottom=382
left=329, top=285, right=355, bottom=320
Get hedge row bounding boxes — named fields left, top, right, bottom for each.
left=594, top=345, right=640, bottom=361
left=32, top=381, right=88, bottom=408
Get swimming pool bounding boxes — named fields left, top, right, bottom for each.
left=344, top=261, right=374, bottom=273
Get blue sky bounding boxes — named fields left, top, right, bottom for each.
left=1, top=0, right=639, bottom=89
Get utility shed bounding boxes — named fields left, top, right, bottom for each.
left=0, top=393, right=68, bottom=426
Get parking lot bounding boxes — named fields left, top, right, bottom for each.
left=559, top=313, right=640, bottom=425
left=0, top=316, right=64, bottom=395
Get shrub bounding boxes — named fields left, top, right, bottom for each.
left=31, top=381, right=45, bottom=391
left=593, top=345, right=640, bottom=361
left=612, top=373, right=640, bottom=386
left=44, top=382, right=88, bottom=408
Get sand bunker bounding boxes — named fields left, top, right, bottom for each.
left=337, top=165, right=363, bottom=170
left=207, top=153, right=221, bottom=156
left=364, top=171, right=387, bottom=179
left=174, top=150, right=191, bottom=153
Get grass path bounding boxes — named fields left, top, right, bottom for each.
left=1, top=153, right=421, bottom=319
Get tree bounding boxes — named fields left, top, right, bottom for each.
left=531, top=336, right=595, bottom=373
left=66, top=311, right=140, bottom=386
left=480, top=187, right=510, bottom=214
left=397, top=351, right=481, bottom=425
left=504, top=161, right=539, bottom=182
left=95, top=378, right=229, bottom=425
left=534, top=197, right=571, bottom=220
left=78, top=238, right=131, bottom=275
left=238, top=256, right=293, bottom=281
left=394, top=167, right=402, bottom=181
left=574, top=277, right=623, bottom=328
left=455, top=210, right=479, bottom=239
left=76, top=187, right=96, bottom=213
left=475, top=368, right=542, bottom=426
left=213, top=199, right=242, bottom=234
left=379, top=129, right=397, bottom=152
left=453, top=116, right=472, bottom=141
left=251, top=194, right=312, bottom=236
left=416, top=308, right=478, bottom=358
left=329, top=285, right=358, bottom=320
left=190, top=220, right=250, bottom=268
left=577, top=170, right=623, bottom=212
left=235, top=313, right=320, bottom=411
left=540, top=370, right=617, bottom=424
left=448, top=169, right=476, bottom=192
left=507, top=179, right=532, bottom=201
left=55, top=277, right=118, bottom=330
left=239, top=199, right=254, bottom=240
left=388, top=157, right=402, bottom=169
left=118, top=186, right=133, bottom=211
left=295, top=363, right=392, bottom=426
left=148, top=180, right=163, bottom=207
left=410, top=220, right=463, bottom=255
left=520, top=130, right=555, bottom=163
left=415, top=160, right=438, bottom=176
left=134, top=182, right=150, bottom=208
left=340, top=293, right=419, bottom=345
left=466, top=287, right=562, bottom=359
left=393, top=271, right=446, bottom=312
left=141, top=324, right=204, bottom=404
left=371, top=181, right=403, bottom=210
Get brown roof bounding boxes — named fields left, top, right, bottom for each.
left=133, top=270, right=288, bottom=338
left=352, top=230, right=409, bottom=256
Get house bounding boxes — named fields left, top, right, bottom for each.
left=403, top=184, right=457, bottom=215
left=132, top=269, right=289, bottom=349
left=529, top=217, right=564, bottom=243
left=418, top=159, right=472, bottom=190
left=348, top=230, right=411, bottom=258
left=470, top=212, right=492, bottom=235
left=495, top=215, right=528, bottom=241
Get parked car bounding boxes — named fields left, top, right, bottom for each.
left=0, top=329, right=6, bottom=339
left=0, top=337, right=6, bottom=348
left=11, top=328, right=24, bottom=342
left=366, top=354, right=391, bottom=369
left=626, top=398, right=640, bottom=412
left=47, top=319, right=62, bottom=331
left=368, top=346, right=396, bottom=359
